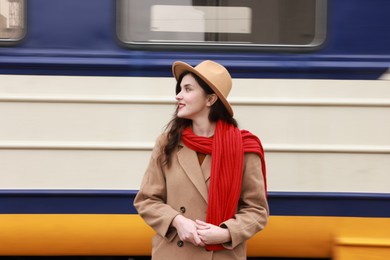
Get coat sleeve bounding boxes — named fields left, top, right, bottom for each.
left=221, top=152, right=269, bottom=249
left=133, top=135, right=179, bottom=241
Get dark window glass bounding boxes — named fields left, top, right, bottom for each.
left=117, top=0, right=327, bottom=49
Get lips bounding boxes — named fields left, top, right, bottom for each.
left=178, top=103, right=185, bottom=109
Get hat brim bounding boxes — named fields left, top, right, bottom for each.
left=172, top=61, right=233, bottom=116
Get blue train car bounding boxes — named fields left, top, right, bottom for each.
left=0, top=0, right=389, bottom=258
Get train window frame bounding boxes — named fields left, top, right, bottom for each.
left=0, top=0, right=26, bottom=45
left=116, top=0, right=327, bottom=51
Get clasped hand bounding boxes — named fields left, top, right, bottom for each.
left=172, top=215, right=231, bottom=247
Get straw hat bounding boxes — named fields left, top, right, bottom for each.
left=172, top=60, right=233, bottom=116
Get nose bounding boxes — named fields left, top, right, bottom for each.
left=176, top=91, right=182, bottom=100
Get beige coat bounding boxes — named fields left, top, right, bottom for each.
left=134, top=134, right=269, bottom=260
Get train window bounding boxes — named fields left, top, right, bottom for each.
left=0, top=0, right=25, bottom=43
left=117, top=0, right=327, bottom=50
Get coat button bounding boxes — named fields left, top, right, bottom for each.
left=180, top=206, right=186, bottom=213
left=177, top=240, right=184, bottom=247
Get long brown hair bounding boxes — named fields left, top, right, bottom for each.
left=162, top=71, right=238, bottom=166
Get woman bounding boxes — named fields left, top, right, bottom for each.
left=134, top=60, right=269, bottom=259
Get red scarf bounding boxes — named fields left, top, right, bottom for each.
left=181, top=120, right=267, bottom=251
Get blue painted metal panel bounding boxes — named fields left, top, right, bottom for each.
left=1, top=190, right=389, bottom=217
left=0, top=0, right=389, bottom=79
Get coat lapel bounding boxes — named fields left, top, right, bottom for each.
left=201, top=155, right=211, bottom=183
left=177, top=143, right=209, bottom=203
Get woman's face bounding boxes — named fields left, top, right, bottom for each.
left=176, top=74, right=213, bottom=121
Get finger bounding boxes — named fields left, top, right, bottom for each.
left=195, top=219, right=207, bottom=225
left=196, top=223, right=207, bottom=230
left=197, top=229, right=204, bottom=236
left=193, top=234, right=205, bottom=246
left=197, top=233, right=208, bottom=245
left=195, top=220, right=210, bottom=230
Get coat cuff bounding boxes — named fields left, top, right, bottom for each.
left=162, top=212, right=180, bottom=241
left=219, top=223, right=234, bottom=249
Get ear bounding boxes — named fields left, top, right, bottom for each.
left=207, top=94, right=218, bottom=107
